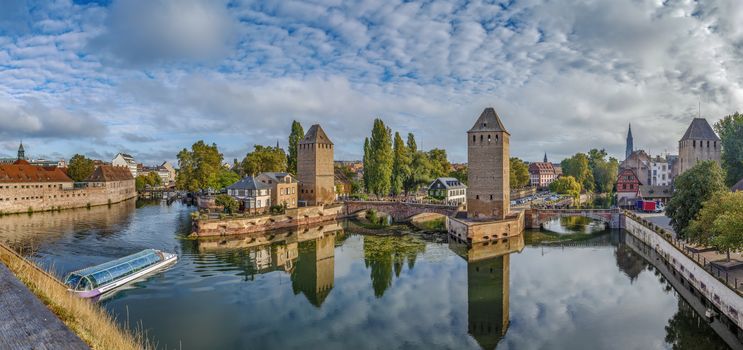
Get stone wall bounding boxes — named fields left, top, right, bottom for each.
left=297, top=144, right=335, bottom=206
left=467, top=129, right=509, bottom=220
left=679, top=138, right=721, bottom=174
left=447, top=211, right=524, bottom=244
left=192, top=204, right=344, bottom=237
left=0, top=180, right=136, bottom=214
left=344, top=201, right=459, bottom=222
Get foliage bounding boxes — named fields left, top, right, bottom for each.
left=713, top=112, right=743, bottom=187
left=561, top=153, right=594, bottom=192
left=549, top=176, right=582, bottom=200
left=67, top=154, right=95, bottom=182
left=449, top=165, right=467, bottom=185
left=666, top=160, right=727, bottom=237
left=216, top=168, right=241, bottom=190
left=215, top=194, right=239, bottom=214
left=288, top=120, right=304, bottom=175
left=176, top=141, right=224, bottom=192
left=135, top=172, right=163, bottom=191
left=687, top=191, right=743, bottom=260
left=269, top=204, right=287, bottom=215
left=391, top=132, right=412, bottom=196
left=240, top=145, right=287, bottom=176
left=426, top=149, right=451, bottom=178
left=366, top=119, right=394, bottom=197
left=587, top=149, right=619, bottom=193
left=362, top=235, right=426, bottom=297
left=405, top=149, right=434, bottom=194
left=362, top=137, right=370, bottom=192
left=509, top=157, right=530, bottom=188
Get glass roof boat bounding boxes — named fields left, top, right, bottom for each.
left=63, top=249, right=177, bottom=298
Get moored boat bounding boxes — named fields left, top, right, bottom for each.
left=63, top=249, right=177, bottom=298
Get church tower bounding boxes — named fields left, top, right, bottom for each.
left=17, top=141, right=25, bottom=161
left=297, top=124, right=335, bottom=206
left=467, top=108, right=510, bottom=220
left=625, top=124, right=634, bottom=160
left=543, top=152, right=548, bottom=163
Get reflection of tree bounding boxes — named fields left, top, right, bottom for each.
left=363, top=235, right=425, bottom=297
left=560, top=216, right=592, bottom=231
left=665, top=300, right=730, bottom=350
left=614, top=243, right=648, bottom=283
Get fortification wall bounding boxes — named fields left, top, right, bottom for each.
left=193, top=204, right=344, bottom=237
left=0, top=180, right=136, bottom=214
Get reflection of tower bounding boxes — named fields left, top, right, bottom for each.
left=291, top=234, right=335, bottom=307
left=468, top=255, right=509, bottom=350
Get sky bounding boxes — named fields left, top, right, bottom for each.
left=1, top=0, right=742, bottom=165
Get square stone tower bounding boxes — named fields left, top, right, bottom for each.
left=467, top=108, right=510, bottom=219
left=297, top=124, right=335, bottom=206
left=678, top=118, right=721, bottom=175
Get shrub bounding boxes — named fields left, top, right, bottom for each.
left=215, top=194, right=239, bottom=214
left=269, top=204, right=287, bottom=215
left=27, top=207, right=33, bottom=214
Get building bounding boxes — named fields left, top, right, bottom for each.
left=466, top=107, right=510, bottom=219
left=85, top=165, right=137, bottom=200
left=256, top=172, right=298, bottom=209
left=638, top=185, right=672, bottom=204
left=625, top=123, right=634, bottom=160
left=428, top=177, right=467, bottom=206
left=112, top=153, right=138, bottom=178
left=226, top=176, right=272, bottom=213
left=161, top=161, right=176, bottom=183
left=528, top=161, right=557, bottom=188
left=334, top=168, right=353, bottom=200
left=616, top=168, right=642, bottom=208
left=650, top=156, right=671, bottom=186
left=620, top=150, right=651, bottom=186
left=678, top=118, right=721, bottom=175
left=139, top=164, right=174, bottom=186
left=297, top=124, right=335, bottom=206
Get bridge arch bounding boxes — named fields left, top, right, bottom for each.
left=343, top=201, right=459, bottom=222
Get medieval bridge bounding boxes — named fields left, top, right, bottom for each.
left=524, top=208, right=623, bottom=229
left=343, top=201, right=460, bottom=222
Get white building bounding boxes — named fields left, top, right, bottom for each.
left=427, top=177, right=467, bottom=206
left=650, top=157, right=671, bottom=186
left=226, top=176, right=272, bottom=213
left=112, top=153, right=137, bottom=178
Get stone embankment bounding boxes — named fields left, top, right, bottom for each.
left=191, top=204, right=345, bottom=237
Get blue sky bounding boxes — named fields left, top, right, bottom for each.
left=1, top=0, right=742, bottom=165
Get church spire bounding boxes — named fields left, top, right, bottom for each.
left=625, top=124, right=634, bottom=160
left=543, top=152, right=548, bottom=163
left=17, top=140, right=25, bottom=161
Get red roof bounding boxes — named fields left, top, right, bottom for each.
left=528, top=162, right=556, bottom=175
left=0, top=162, right=73, bottom=183
left=87, top=165, right=134, bottom=182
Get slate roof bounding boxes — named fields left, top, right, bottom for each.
left=680, top=118, right=720, bottom=141
left=639, top=185, right=672, bottom=198
left=227, top=176, right=271, bottom=191
left=258, top=172, right=297, bottom=183
left=428, top=177, right=466, bottom=190
left=0, top=160, right=73, bottom=183
left=86, top=165, right=134, bottom=182
left=732, top=178, right=743, bottom=192
left=468, top=107, right=509, bottom=134
left=300, top=124, right=333, bottom=145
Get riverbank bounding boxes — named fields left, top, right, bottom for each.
left=0, top=243, right=149, bottom=350
left=191, top=204, right=344, bottom=237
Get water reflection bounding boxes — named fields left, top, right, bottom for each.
left=541, top=215, right=607, bottom=235
left=362, top=235, right=425, bottom=297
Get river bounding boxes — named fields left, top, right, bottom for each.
left=0, top=200, right=737, bottom=350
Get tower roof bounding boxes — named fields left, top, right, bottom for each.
left=300, top=124, right=333, bottom=145
left=468, top=107, right=509, bottom=134
left=680, top=118, right=720, bottom=141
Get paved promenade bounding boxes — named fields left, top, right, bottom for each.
left=0, top=263, right=88, bottom=350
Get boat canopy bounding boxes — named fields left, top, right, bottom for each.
left=64, top=249, right=164, bottom=291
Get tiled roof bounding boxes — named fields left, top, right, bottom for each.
left=300, top=124, right=333, bottom=145
left=86, top=165, right=134, bottom=182
left=528, top=162, right=556, bottom=175
left=468, top=107, right=509, bottom=134
left=227, top=176, right=271, bottom=190
left=0, top=161, right=73, bottom=183
left=680, top=118, right=720, bottom=141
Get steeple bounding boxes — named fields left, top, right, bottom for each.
left=17, top=140, right=25, bottom=161
left=625, top=124, right=634, bottom=160
left=276, top=139, right=280, bottom=148
left=543, top=152, right=548, bottom=163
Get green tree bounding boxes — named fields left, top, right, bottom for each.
left=561, top=153, right=594, bottom=192
left=367, top=119, right=393, bottom=198
left=362, top=137, right=371, bottom=192
left=449, top=165, right=468, bottom=185
left=67, top=154, right=95, bottom=182
left=427, top=149, right=451, bottom=178
left=509, top=157, right=530, bottom=188
left=666, top=161, right=727, bottom=237
left=687, top=191, right=743, bottom=261
left=216, top=168, right=241, bottom=190
left=288, top=121, right=304, bottom=175
left=405, top=150, right=433, bottom=195
left=240, top=145, right=287, bottom=176
left=215, top=194, right=239, bottom=214
left=713, top=112, right=743, bottom=187
left=406, top=133, right=417, bottom=153
left=176, top=141, right=224, bottom=192
left=549, top=176, right=582, bottom=201
left=135, top=175, right=147, bottom=192
left=391, top=132, right=411, bottom=196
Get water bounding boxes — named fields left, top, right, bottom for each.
left=0, top=200, right=736, bottom=350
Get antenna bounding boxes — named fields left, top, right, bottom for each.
left=698, top=100, right=701, bottom=118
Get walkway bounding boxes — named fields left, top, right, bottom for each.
left=0, top=263, right=89, bottom=350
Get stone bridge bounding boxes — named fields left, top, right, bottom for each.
left=343, top=201, right=460, bottom=222
left=525, top=208, right=623, bottom=229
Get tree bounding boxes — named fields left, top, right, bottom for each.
left=449, top=165, right=467, bottom=185
left=588, top=149, right=619, bottom=193
left=146, top=172, right=162, bottom=187
left=405, top=150, right=433, bottom=194
left=666, top=160, right=727, bottom=237
left=391, top=132, right=411, bottom=196
left=67, top=154, right=95, bottom=182
left=215, top=194, right=239, bottom=214
left=288, top=121, right=304, bottom=175
left=549, top=176, right=582, bottom=200
left=366, top=119, right=393, bottom=198
left=687, top=192, right=743, bottom=261
left=135, top=175, right=147, bottom=192
left=176, top=140, right=224, bottom=192
left=714, top=112, right=743, bottom=187
left=561, top=153, right=594, bottom=192
left=362, top=137, right=370, bottom=192
left=407, top=133, right=417, bottom=153
left=216, top=168, right=241, bottom=190
left=240, top=145, right=287, bottom=176
left=427, top=149, right=451, bottom=178
left=509, top=158, right=530, bottom=188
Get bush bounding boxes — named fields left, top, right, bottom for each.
left=269, top=204, right=287, bottom=215
left=215, top=194, right=239, bottom=214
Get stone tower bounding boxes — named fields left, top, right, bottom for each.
left=17, top=141, right=25, bottom=161
left=678, top=118, right=721, bottom=175
left=625, top=124, right=633, bottom=160
left=467, top=107, right=510, bottom=220
left=297, top=124, right=335, bottom=206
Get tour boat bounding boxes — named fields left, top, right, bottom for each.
left=63, top=249, right=177, bottom=298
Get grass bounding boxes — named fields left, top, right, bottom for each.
left=412, top=217, right=446, bottom=232
left=0, top=243, right=152, bottom=350
left=525, top=230, right=607, bottom=245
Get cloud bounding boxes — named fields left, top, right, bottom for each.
left=0, top=96, right=107, bottom=138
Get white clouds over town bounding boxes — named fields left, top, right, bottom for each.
left=1, top=0, right=742, bottom=164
